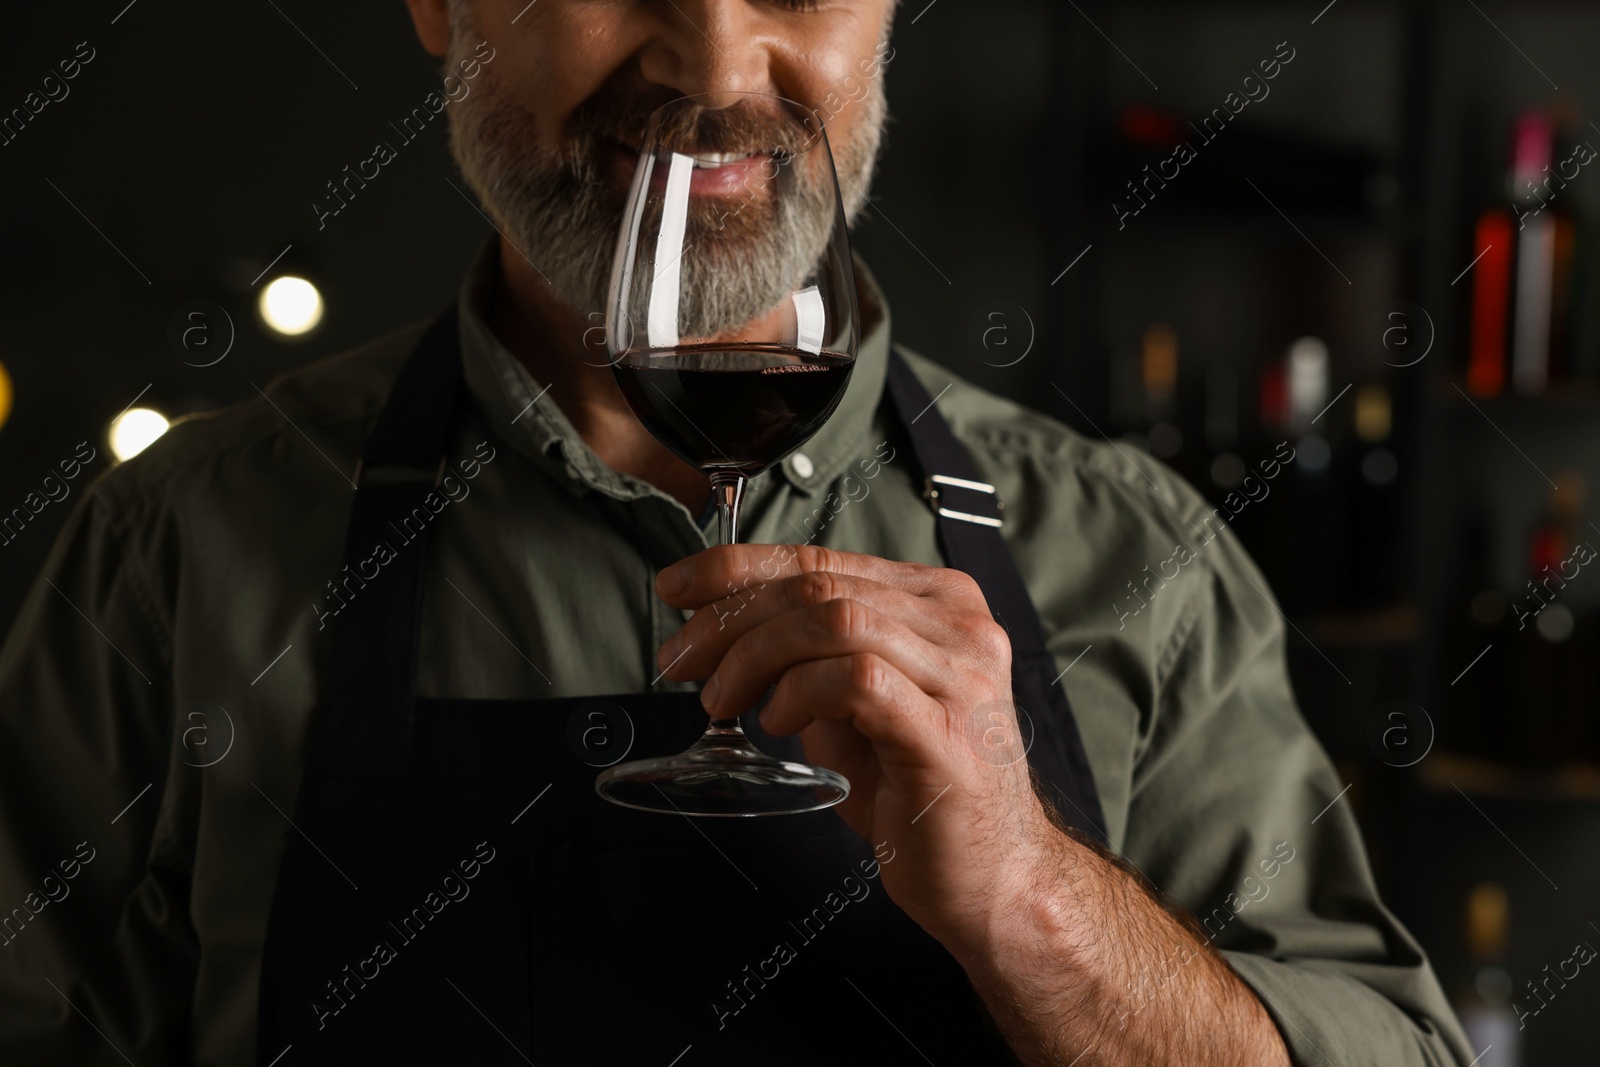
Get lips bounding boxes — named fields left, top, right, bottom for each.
left=679, top=151, right=775, bottom=196
left=604, top=138, right=776, bottom=199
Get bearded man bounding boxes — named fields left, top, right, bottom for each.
left=0, top=2, right=1476, bottom=1065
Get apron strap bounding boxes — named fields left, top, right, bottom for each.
left=312, top=307, right=462, bottom=775
left=258, top=308, right=467, bottom=1061
left=880, top=346, right=1109, bottom=845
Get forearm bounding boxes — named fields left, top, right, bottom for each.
left=945, top=811, right=1293, bottom=1066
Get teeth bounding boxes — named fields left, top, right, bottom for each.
left=692, top=151, right=755, bottom=167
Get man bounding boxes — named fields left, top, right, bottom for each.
left=0, top=0, right=1474, bottom=1064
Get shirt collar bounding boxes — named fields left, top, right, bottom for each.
left=456, top=236, right=893, bottom=502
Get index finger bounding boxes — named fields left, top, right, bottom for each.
left=654, top=543, right=949, bottom=609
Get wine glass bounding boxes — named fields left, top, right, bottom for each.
left=594, top=91, right=859, bottom=817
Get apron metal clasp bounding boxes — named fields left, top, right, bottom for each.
left=922, top=473, right=1004, bottom=528
left=352, top=455, right=448, bottom=488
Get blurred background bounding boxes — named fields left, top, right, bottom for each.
left=3, top=1, right=1597, bottom=1062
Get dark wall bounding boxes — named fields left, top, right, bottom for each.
left=1, top=1, right=483, bottom=623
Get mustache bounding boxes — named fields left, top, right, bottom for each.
left=564, top=86, right=817, bottom=160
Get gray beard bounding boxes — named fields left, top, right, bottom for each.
left=443, top=11, right=886, bottom=343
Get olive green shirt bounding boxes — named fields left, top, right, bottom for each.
left=0, top=238, right=1472, bottom=1065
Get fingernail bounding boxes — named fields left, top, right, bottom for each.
left=657, top=561, right=690, bottom=597
left=701, top=674, right=721, bottom=712
left=657, top=633, right=680, bottom=669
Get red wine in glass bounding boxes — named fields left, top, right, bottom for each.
left=612, top=343, right=855, bottom=477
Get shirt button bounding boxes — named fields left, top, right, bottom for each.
left=791, top=452, right=814, bottom=479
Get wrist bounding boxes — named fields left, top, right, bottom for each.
left=938, top=813, right=1113, bottom=1055
left=942, top=802, right=1088, bottom=968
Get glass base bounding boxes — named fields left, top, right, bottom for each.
left=594, top=722, right=849, bottom=817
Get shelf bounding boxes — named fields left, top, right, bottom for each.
left=1438, top=378, right=1600, bottom=413
left=1298, top=602, right=1421, bottom=647
left=1418, top=751, right=1600, bottom=804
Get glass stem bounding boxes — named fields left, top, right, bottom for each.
left=709, top=470, right=747, bottom=547
left=705, top=469, right=748, bottom=731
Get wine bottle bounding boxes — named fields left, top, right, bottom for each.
left=1467, top=209, right=1514, bottom=397
left=1141, top=323, right=1181, bottom=459
left=1509, top=473, right=1588, bottom=765
left=1205, top=364, right=1245, bottom=490
left=1545, top=94, right=1583, bottom=383
left=1284, top=337, right=1337, bottom=612
left=1452, top=882, right=1520, bottom=1067
left=1510, top=109, right=1555, bottom=396
left=1344, top=384, right=1399, bottom=607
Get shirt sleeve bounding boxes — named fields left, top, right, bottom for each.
left=1118, top=500, right=1476, bottom=1067
left=0, top=479, right=195, bottom=1064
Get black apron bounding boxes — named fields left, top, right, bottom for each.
left=254, top=307, right=1107, bottom=1065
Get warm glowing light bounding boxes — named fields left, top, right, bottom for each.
left=1355, top=384, right=1392, bottom=442
left=259, top=276, right=324, bottom=336
left=108, top=408, right=170, bottom=462
left=0, top=360, right=12, bottom=433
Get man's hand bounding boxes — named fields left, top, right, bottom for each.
left=656, top=542, right=1295, bottom=1066
left=654, top=542, right=1054, bottom=950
